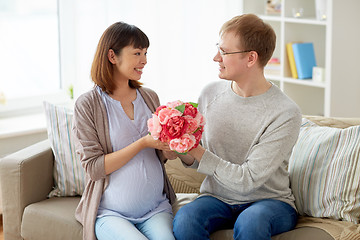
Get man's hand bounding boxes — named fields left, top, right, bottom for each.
left=188, top=145, right=206, bottom=162
left=163, top=150, right=178, bottom=160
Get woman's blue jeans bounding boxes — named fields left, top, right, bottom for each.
left=173, top=196, right=297, bottom=240
left=95, top=211, right=175, bottom=240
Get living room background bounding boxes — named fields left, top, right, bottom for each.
left=0, top=0, right=243, bottom=157
left=1, top=0, right=360, bottom=157
left=0, top=0, right=243, bottom=117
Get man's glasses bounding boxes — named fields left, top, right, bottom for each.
left=216, top=43, right=253, bottom=56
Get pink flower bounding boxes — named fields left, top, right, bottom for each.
left=157, top=108, right=182, bottom=124
left=147, top=100, right=205, bottom=153
left=183, top=103, right=198, bottom=118
left=159, top=130, right=171, bottom=143
left=163, top=116, right=188, bottom=139
left=194, top=112, right=205, bottom=126
left=169, top=134, right=196, bottom=153
left=166, top=100, right=184, bottom=108
left=184, top=116, right=199, bottom=134
left=147, top=114, right=162, bottom=140
left=192, top=127, right=204, bottom=148
left=155, top=105, right=167, bottom=115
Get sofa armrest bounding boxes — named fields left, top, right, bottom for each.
left=0, top=139, right=54, bottom=240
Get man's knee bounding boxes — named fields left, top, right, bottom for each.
left=173, top=206, right=196, bottom=230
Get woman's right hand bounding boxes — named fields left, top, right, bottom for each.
left=104, top=134, right=171, bottom=175
left=141, top=134, right=171, bottom=151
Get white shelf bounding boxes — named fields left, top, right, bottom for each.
left=259, top=15, right=281, bottom=22
left=259, top=15, right=327, bottom=26
left=284, top=17, right=327, bottom=25
left=242, top=0, right=360, bottom=117
left=282, top=78, right=326, bottom=88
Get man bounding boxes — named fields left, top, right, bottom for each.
left=173, top=14, right=301, bottom=240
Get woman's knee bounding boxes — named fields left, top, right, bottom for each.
left=139, top=212, right=175, bottom=240
left=95, top=216, right=147, bottom=240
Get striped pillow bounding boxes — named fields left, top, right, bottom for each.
left=43, top=101, right=85, bottom=197
left=289, top=118, right=360, bottom=224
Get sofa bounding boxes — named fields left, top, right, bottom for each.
left=1, top=115, right=360, bottom=240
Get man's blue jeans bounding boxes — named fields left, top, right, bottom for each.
left=173, top=196, right=297, bottom=240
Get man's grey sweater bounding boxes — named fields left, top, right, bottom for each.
left=194, top=81, right=301, bottom=210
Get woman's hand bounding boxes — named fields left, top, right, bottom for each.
left=141, top=134, right=171, bottom=151
left=104, top=135, right=171, bottom=175
left=142, top=135, right=178, bottom=159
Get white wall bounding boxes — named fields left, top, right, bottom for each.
left=60, top=0, right=243, bottom=104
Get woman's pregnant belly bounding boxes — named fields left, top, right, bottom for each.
left=99, top=148, right=165, bottom=218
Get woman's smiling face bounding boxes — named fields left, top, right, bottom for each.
left=111, top=45, right=148, bottom=81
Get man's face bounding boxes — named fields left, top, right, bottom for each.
left=213, top=31, right=249, bottom=81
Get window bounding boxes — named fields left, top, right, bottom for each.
left=0, top=0, right=62, bottom=115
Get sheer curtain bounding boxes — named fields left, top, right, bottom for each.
left=61, top=0, right=243, bottom=104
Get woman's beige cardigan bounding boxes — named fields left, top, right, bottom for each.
left=72, top=87, right=176, bottom=240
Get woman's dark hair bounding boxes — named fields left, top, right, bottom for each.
left=91, top=22, right=150, bottom=94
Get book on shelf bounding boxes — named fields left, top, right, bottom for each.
left=265, top=57, right=281, bottom=76
left=292, top=42, right=317, bottom=79
left=286, top=42, right=298, bottom=79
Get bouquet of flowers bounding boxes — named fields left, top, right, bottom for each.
left=147, top=100, right=205, bottom=154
